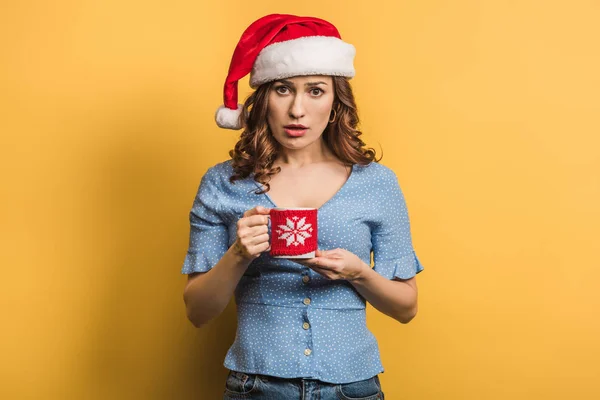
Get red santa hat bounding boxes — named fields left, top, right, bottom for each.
left=215, top=14, right=356, bottom=130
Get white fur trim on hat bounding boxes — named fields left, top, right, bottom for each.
left=215, top=104, right=243, bottom=130
left=249, top=36, right=355, bottom=88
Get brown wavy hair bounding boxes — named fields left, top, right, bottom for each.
left=228, top=76, right=382, bottom=194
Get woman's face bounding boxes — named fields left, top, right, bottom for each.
left=266, top=75, right=334, bottom=151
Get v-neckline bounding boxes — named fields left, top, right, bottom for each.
left=251, top=163, right=356, bottom=211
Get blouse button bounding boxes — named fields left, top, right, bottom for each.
left=304, top=348, right=312, bottom=356
left=302, top=322, right=310, bottom=330
left=302, top=275, right=310, bottom=284
left=303, top=298, right=311, bottom=306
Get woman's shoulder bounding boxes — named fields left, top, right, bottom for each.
left=210, top=158, right=234, bottom=171
left=203, top=158, right=235, bottom=182
left=354, top=160, right=398, bottom=182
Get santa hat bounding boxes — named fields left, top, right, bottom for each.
left=215, top=14, right=356, bottom=130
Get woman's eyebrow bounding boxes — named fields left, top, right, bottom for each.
left=277, top=79, right=328, bottom=86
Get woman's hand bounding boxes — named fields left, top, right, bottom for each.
left=288, top=248, right=370, bottom=281
left=232, top=206, right=272, bottom=261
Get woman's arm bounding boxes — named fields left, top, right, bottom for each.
left=183, top=244, right=252, bottom=328
left=293, top=248, right=419, bottom=324
left=183, top=206, right=271, bottom=328
left=349, top=264, right=418, bottom=324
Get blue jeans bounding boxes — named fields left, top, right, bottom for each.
left=223, top=370, right=385, bottom=399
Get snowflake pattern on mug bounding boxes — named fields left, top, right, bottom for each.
left=276, top=216, right=313, bottom=246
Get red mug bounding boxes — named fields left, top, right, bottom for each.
left=269, top=207, right=318, bottom=258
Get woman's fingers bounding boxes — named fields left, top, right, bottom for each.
left=234, top=206, right=272, bottom=260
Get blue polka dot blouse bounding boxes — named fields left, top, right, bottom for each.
left=181, top=159, right=424, bottom=384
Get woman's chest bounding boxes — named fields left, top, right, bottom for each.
left=265, top=167, right=350, bottom=209
left=221, top=178, right=375, bottom=260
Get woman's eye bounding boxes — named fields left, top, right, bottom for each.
left=275, top=86, right=323, bottom=96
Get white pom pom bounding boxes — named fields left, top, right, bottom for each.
left=215, top=104, right=243, bottom=130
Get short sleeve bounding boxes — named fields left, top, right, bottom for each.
left=371, top=170, right=424, bottom=280
left=181, top=169, right=230, bottom=274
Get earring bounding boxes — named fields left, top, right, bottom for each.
left=328, top=109, right=337, bottom=123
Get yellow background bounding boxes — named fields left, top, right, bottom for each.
left=1, top=1, right=599, bottom=399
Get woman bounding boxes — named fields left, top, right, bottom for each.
left=182, top=14, right=424, bottom=400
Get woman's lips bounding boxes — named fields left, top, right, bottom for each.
left=284, top=127, right=307, bottom=137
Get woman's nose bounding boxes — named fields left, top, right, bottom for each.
left=289, top=95, right=305, bottom=119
